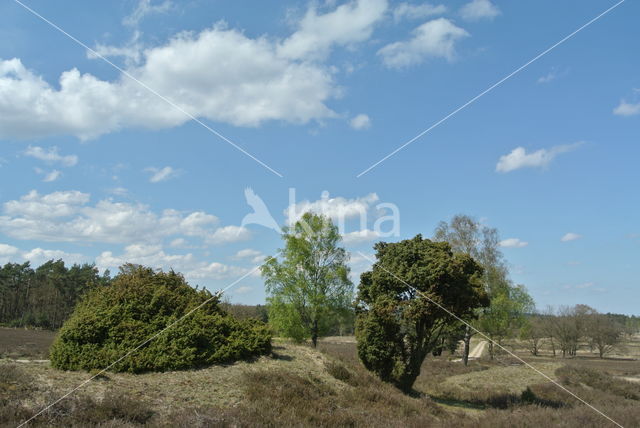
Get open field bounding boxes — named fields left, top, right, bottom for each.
left=2, top=332, right=640, bottom=426
left=0, top=328, right=56, bottom=360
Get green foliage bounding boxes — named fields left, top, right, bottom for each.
left=434, top=214, right=535, bottom=360
left=50, top=265, right=271, bottom=373
left=261, top=212, right=353, bottom=346
left=479, top=284, right=534, bottom=358
left=0, top=260, right=110, bottom=329
left=355, top=235, right=489, bottom=392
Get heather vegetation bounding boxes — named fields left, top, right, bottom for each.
left=1, top=213, right=639, bottom=426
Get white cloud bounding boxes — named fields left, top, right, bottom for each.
left=42, top=170, right=62, bottom=182
left=108, top=187, right=129, bottom=197
left=206, top=225, right=252, bottom=245
left=95, top=243, right=252, bottom=281
left=496, top=142, right=582, bottom=173
left=233, top=248, right=266, bottom=264
left=0, top=242, right=86, bottom=266
left=21, top=247, right=86, bottom=265
left=0, top=23, right=339, bottom=140
left=187, top=261, right=251, bottom=280
left=169, top=238, right=188, bottom=248
left=24, top=146, right=78, bottom=166
left=0, top=243, right=19, bottom=257
left=278, top=0, right=388, bottom=61
left=342, top=229, right=381, bottom=245
left=378, top=18, right=469, bottom=69
left=234, top=248, right=262, bottom=259
left=613, top=100, right=640, bottom=117
left=0, top=189, right=228, bottom=245
left=459, top=0, right=500, bottom=22
left=145, top=166, right=180, bottom=183
left=348, top=251, right=375, bottom=282
left=234, top=286, right=254, bottom=295
left=561, top=233, right=582, bottom=242
left=499, top=238, right=528, bottom=248
left=393, top=3, right=447, bottom=22
left=537, top=67, right=568, bottom=84
left=286, top=192, right=379, bottom=225
left=89, top=31, right=144, bottom=66
left=97, top=243, right=194, bottom=271
left=123, top=0, right=173, bottom=27
left=4, top=190, right=90, bottom=219
left=349, top=113, right=371, bottom=130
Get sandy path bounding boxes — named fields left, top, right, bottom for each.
left=468, top=340, right=488, bottom=359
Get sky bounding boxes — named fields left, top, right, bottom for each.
left=0, top=0, right=638, bottom=314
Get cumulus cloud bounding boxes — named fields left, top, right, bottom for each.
left=24, top=146, right=78, bottom=166
left=342, top=229, right=381, bottom=245
left=0, top=242, right=86, bottom=266
left=495, top=142, right=582, bottom=173
left=278, top=0, right=388, bottom=61
left=145, top=166, right=180, bottom=183
left=0, top=243, right=19, bottom=257
left=187, top=260, right=252, bottom=280
left=0, top=25, right=338, bottom=140
left=96, top=243, right=250, bottom=281
left=459, top=0, right=500, bottom=22
left=613, top=100, right=640, bottom=117
left=206, top=225, right=252, bottom=245
left=233, top=248, right=265, bottom=264
left=4, top=190, right=90, bottom=219
left=393, top=2, right=447, bottom=22
left=499, top=238, right=528, bottom=248
left=378, top=18, right=469, bottom=69
left=0, top=189, right=251, bottom=246
left=349, top=113, right=371, bottom=130
left=561, top=233, right=582, bottom=242
left=286, top=192, right=379, bottom=225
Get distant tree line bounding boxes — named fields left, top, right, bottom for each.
left=520, top=304, right=638, bottom=359
left=0, top=260, right=111, bottom=329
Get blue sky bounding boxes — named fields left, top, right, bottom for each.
left=0, top=0, right=638, bottom=314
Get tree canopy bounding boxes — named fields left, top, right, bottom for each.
left=355, top=235, right=488, bottom=392
left=261, top=212, right=353, bottom=347
left=434, top=214, right=533, bottom=360
left=0, top=260, right=110, bottom=329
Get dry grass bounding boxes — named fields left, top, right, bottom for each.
left=0, top=327, right=56, bottom=360
left=2, top=332, right=640, bottom=427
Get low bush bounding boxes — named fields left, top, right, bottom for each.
left=557, top=365, right=640, bottom=400
left=50, top=265, right=272, bottom=373
left=2, top=391, right=155, bottom=427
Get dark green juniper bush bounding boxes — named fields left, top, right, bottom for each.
left=355, top=235, right=489, bottom=392
left=50, top=264, right=271, bottom=373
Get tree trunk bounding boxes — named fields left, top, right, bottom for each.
left=311, top=319, right=318, bottom=348
left=462, top=326, right=471, bottom=366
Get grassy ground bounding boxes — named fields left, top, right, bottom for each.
left=0, top=327, right=56, bottom=360
left=2, top=332, right=640, bottom=426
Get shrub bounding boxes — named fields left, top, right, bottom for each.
left=557, top=365, right=640, bottom=401
left=0, top=365, right=34, bottom=402
left=50, top=265, right=271, bottom=373
left=325, top=361, right=354, bottom=384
